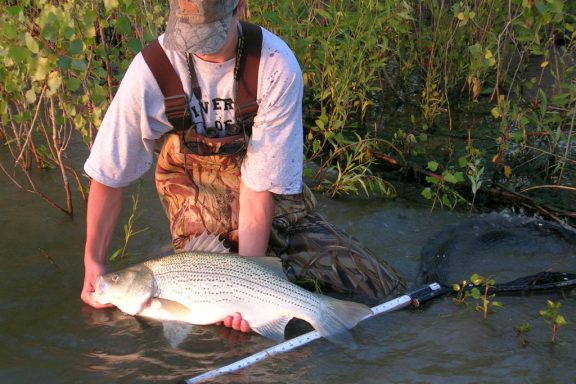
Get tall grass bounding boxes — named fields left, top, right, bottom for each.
left=1, top=0, right=574, bottom=210
left=249, top=0, right=575, bottom=202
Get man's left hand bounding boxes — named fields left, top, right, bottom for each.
left=220, top=312, right=251, bottom=333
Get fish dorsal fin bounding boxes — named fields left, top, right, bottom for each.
left=180, top=231, right=230, bottom=253
left=252, top=316, right=292, bottom=341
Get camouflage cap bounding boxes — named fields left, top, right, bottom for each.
left=164, top=0, right=240, bottom=54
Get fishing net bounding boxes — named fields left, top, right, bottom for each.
left=417, top=212, right=576, bottom=294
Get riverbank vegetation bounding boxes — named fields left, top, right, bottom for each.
left=0, top=0, right=574, bottom=222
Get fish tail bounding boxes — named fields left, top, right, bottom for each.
left=313, top=296, right=373, bottom=345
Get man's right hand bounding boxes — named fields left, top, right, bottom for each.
left=81, top=259, right=113, bottom=308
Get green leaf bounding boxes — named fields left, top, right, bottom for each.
left=63, top=26, right=76, bottom=40
left=66, top=78, right=82, bottom=91
left=491, top=301, right=504, bottom=308
left=556, top=315, right=567, bottom=327
left=104, top=0, right=120, bottom=12
left=421, top=187, right=432, bottom=199
left=47, top=71, right=62, bottom=96
left=25, top=89, right=37, bottom=104
left=73, top=114, right=86, bottom=130
left=312, top=139, right=320, bottom=154
left=315, top=8, right=333, bottom=21
left=71, top=59, right=87, bottom=72
left=31, top=57, right=51, bottom=81
left=58, top=56, right=72, bottom=70
left=468, top=43, right=482, bottom=55
left=470, top=288, right=482, bottom=299
left=68, top=39, right=85, bottom=55
left=127, top=38, right=143, bottom=53
left=40, top=18, right=60, bottom=43
left=115, top=15, right=132, bottom=35
left=2, top=24, right=18, bottom=39
left=109, top=248, right=122, bottom=261
left=470, top=274, right=483, bottom=285
left=444, top=172, right=459, bottom=183
left=427, top=161, right=439, bottom=172
left=453, top=172, right=465, bottom=183
left=7, top=6, right=22, bottom=16
left=9, top=46, right=30, bottom=61
left=514, top=322, right=531, bottom=333
left=491, top=106, right=501, bottom=119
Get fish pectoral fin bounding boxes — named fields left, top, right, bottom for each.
left=162, top=321, right=194, bottom=348
left=140, top=298, right=193, bottom=322
left=252, top=316, right=292, bottom=341
left=155, top=298, right=192, bottom=315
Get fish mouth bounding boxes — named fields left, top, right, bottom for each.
left=140, top=297, right=154, bottom=309
left=91, top=276, right=108, bottom=305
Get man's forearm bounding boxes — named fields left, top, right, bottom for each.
left=238, top=181, right=274, bottom=256
left=81, top=180, right=124, bottom=307
left=84, top=180, right=124, bottom=265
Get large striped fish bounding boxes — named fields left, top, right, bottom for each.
left=92, top=250, right=372, bottom=344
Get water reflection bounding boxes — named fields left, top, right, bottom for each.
left=1, top=172, right=575, bottom=383
left=83, top=309, right=313, bottom=383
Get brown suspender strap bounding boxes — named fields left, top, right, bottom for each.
left=141, top=39, right=192, bottom=131
left=140, top=23, right=263, bottom=133
left=236, top=22, right=262, bottom=125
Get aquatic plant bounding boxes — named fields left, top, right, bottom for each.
left=110, top=181, right=149, bottom=261
left=452, top=273, right=503, bottom=319
left=250, top=0, right=403, bottom=198
left=514, top=322, right=531, bottom=348
left=421, top=160, right=466, bottom=210
left=0, top=0, right=166, bottom=214
left=250, top=0, right=575, bottom=206
left=470, top=274, right=504, bottom=319
left=314, top=135, right=397, bottom=198
left=539, top=299, right=568, bottom=343
left=452, top=278, right=471, bottom=305
left=460, top=132, right=486, bottom=211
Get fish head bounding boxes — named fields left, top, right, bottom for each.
left=92, top=264, right=157, bottom=316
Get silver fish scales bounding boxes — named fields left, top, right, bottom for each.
left=94, top=251, right=373, bottom=344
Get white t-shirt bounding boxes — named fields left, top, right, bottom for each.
left=84, top=26, right=303, bottom=195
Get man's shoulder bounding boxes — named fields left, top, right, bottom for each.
left=260, top=27, right=294, bottom=54
left=259, top=27, right=301, bottom=72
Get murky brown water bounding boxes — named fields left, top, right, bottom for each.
left=1, top=167, right=575, bottom=384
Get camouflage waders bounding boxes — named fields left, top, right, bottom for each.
left=155, top=134, right=405, bottom=304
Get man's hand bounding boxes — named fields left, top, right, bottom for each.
left=81, top=259, right=113, bottom=309
left=218, top=312, right=251, bottom=333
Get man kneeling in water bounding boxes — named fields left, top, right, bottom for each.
left=81, top=0, right=405, bottom=332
